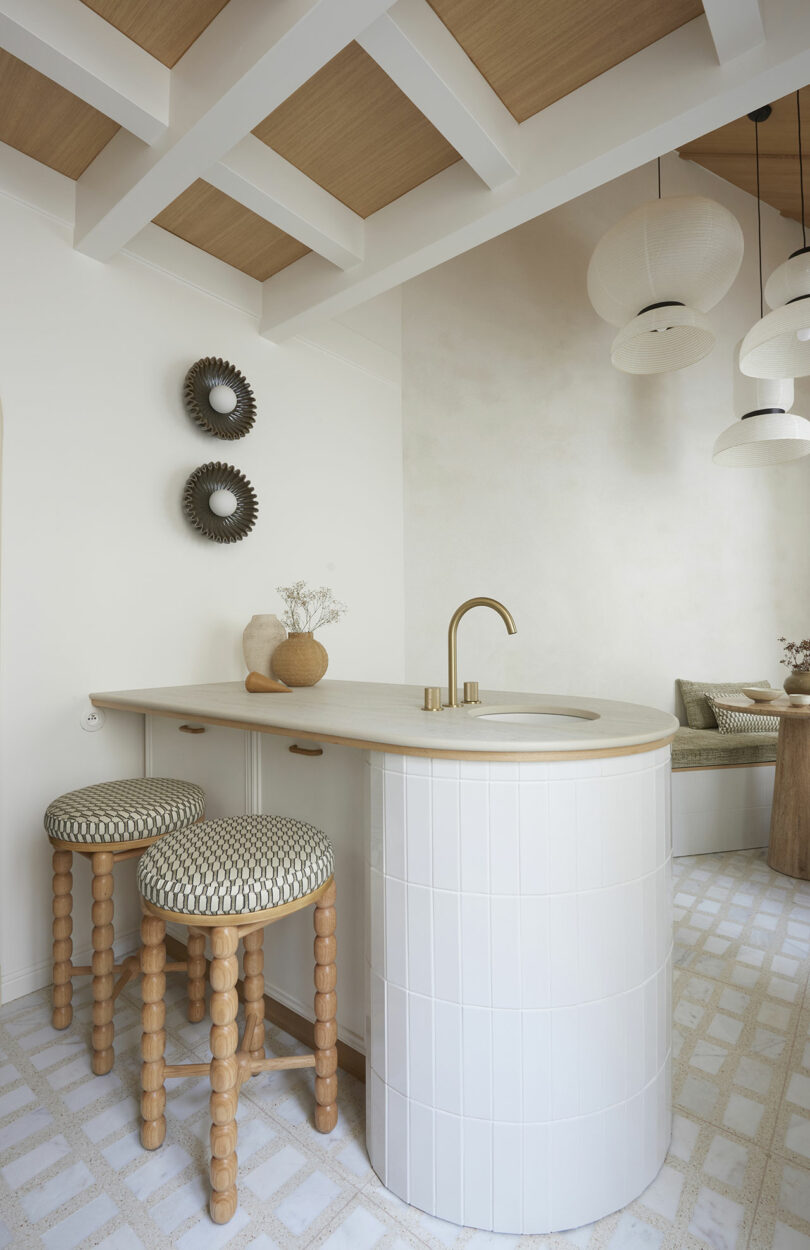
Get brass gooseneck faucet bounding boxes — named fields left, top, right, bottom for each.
left=445, top=597, right=517, bottom=708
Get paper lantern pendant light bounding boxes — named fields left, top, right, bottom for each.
left=740, top=93, right=810, bottom=378
left=713, top=376, right=810, bottom=466
left=587, top=193, right=744, bottom=374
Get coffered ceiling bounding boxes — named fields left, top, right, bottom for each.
left=0, top=0, right=808, bottom=342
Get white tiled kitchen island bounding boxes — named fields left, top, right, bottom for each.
left=91, top=680, right=678, bottom=1234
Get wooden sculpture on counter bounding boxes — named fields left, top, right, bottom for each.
left=245, top=671, right=291, bottom=693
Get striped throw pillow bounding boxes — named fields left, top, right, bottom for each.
left=706, top=695, right=778, bottom=735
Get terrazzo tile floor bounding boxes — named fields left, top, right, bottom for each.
left=1, top=849, right=810, bottom=1249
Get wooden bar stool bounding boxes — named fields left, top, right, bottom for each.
left=136, top=813, right=338, bottom=1225
left=45, top=777, right=206, bottom=1074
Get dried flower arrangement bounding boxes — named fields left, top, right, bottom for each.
left=276, top=581, right=348, bottom=635
left=778, top=636, right=810, bottom=673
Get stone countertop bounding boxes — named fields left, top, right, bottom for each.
left=91, top=680, right=678, bottom=760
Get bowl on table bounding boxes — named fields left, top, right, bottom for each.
left=788, top=693, right=810, bottom=707
left=741, top=687, right=784, bottom=702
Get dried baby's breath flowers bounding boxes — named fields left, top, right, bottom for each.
left=277, top=581, right=348, bottom=634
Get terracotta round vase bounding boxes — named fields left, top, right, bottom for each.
left=784, top=670, right=810, bottom=696
left=271, top=632, right=328, bottom=687
left=242, top=614, right=286, bottom=678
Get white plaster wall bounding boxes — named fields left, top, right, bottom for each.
left=401, top=155, right=810, bottom=712
left=0, top=194, right=404, bottom=1002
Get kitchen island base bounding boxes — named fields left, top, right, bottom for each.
left=366, top=747, right=672, bottom=1234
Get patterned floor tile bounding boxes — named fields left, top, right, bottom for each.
left=0, top=848, right=808, bottom=1248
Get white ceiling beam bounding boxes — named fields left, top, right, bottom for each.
left=0, top=0, right=169, bottom=144
left=358, top=0, right=519, bottom=189
left=703, top=0, right=765, bottom=64
left=260, top=0, right=810, bottom=342
left=206, top=136, right=364, bottom=269
left=73, top=0, right=395, bottom=262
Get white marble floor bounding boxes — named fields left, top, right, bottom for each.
left=0, top=848, right=809, bottom=1249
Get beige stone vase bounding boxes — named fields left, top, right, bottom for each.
left=271, top=632, right=328, bottom=687
left=784, top=670, right=810, bottom=696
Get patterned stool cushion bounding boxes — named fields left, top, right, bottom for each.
left=137, top=815, right=334, bottom=917
left=45, top=778, right=205, bottom=845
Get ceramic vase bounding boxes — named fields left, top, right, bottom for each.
left=784, top=670, right=810, bottom=696
left=242, top=614, right=286, bottom=678
left=271, top=632, right=328, bottom=687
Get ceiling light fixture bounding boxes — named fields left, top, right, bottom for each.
left=714, top=106, right=810, bottom=466
left=739, top=91, right=810, bottom=377
left=587, top=159, right=744, bottom=374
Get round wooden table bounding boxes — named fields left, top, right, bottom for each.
left=715, top=696, right=810, bottom=879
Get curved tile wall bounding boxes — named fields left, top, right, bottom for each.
left=365, top=748, right=673, bottom=1233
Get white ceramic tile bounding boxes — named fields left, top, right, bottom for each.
left=433, top=1000, right=461, bottom=1115
left=405, top=776, right=432, bottom=887
left=384, top=876, right=407, bottom=989
left=518, top=782, right=548, bottom=889
left=385, top=984, right=408, bottom=1098
left=520, top=896, right=550, bottom=1009
left=460, top=894, right=491, bottom=1008
left=462, top=1006, right=492, bottom=1120
left=407, top=992, right=433, bottom=1107
left=407, top=884, right=433, bottom=998
left=383, top=770, right=406, bottom=880
left=434, top=1111, right=463, bottom=1226
left=461, top=1116, right=492, bottom=1233
left=490, top=897, right=521, bottom=1010
left=1, top=1133, right=70, bottom=1188
left=431, top=779, right=460, bottom=891
left=432, top=890, right=460, bottom=1004
left=125, top=1142, right=191, bottom=1199
left=492, top=1010, right=522, bottom=1123
left=459, top=781, right=490, bottom=894
left=20, top=1159, right=94, bottom=1220
left=492, top=1122, right=523, bottom=1234
left=408, top=1100, right=434, bottom=1215
left=489, top=782, right=519, bottom=895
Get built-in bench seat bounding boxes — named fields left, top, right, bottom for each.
left=672, top=726, right=778, bottom=770
left=671, top=726, right=776, bottom=856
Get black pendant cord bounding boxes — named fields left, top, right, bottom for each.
left=657, top=155, right=661, bottom=199
left=798, top=90, right=807, bottom=250
left=755, top=115, right=764, bottom=319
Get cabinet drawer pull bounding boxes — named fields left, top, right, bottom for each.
left=289, top=744, right=323, bottom=757
left=179, top=724, right=206, bottom=734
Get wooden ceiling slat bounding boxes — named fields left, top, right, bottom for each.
left=153, top=181, right=310, bottom=282
left=424, top=0, right=703, bottom=123
left=680, top=87, right=810, bottom=227
left=253, top=42, right=460, bottom=219
left=79, top=0, right=230, bottom=68
left=0, top=49, right=119, bottom=179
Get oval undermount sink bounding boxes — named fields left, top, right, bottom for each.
left=470, top=705, right=601, bottom=726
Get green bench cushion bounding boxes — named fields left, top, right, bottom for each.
left=672, top=726, right=777, bottom=770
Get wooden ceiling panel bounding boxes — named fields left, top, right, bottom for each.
left=153, top=181, right=310, bottom=281
left=79, top=0, right=230, bottom=68
left=425, top=0, right=703, bottom=122
left=253, top=43, right=460, bottom=218
left=0, top=49, right=119, bottom=179
left=680, top=88, right=810, bottom=228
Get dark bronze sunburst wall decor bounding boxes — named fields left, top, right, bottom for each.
left=183, top=357, right=256, bottom=440
left=183, top=462, right=258, bottom=543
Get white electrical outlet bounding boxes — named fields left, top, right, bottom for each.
left=80, top=707, right=105, bottom=733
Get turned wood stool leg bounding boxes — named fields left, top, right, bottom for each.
left=52, top=848, right=74, bottom=1030
left=91, top=851, right=115, bottom=1075
left=187, top=931, right=207, bottom=1023
left=140, top=913, right=167, bottom=1150
left=209, top=926, right=240, bottom=1225
left=313, top=881, right=338, bottom=1133
left=242, top=929, right=265, bottom=1060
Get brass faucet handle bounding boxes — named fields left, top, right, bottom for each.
left=463, top=681, right=482, bottom=705
left=423, top=686, right=443, bottom=711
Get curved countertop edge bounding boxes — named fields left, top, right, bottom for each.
left=90, top=680, right=679, bottom=762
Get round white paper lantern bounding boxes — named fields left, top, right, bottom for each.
left=588, top=196, right=744, bottom=373
left=739, top=248, right=810, bottom=378
left=713, top=377, right=810, bottom=466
